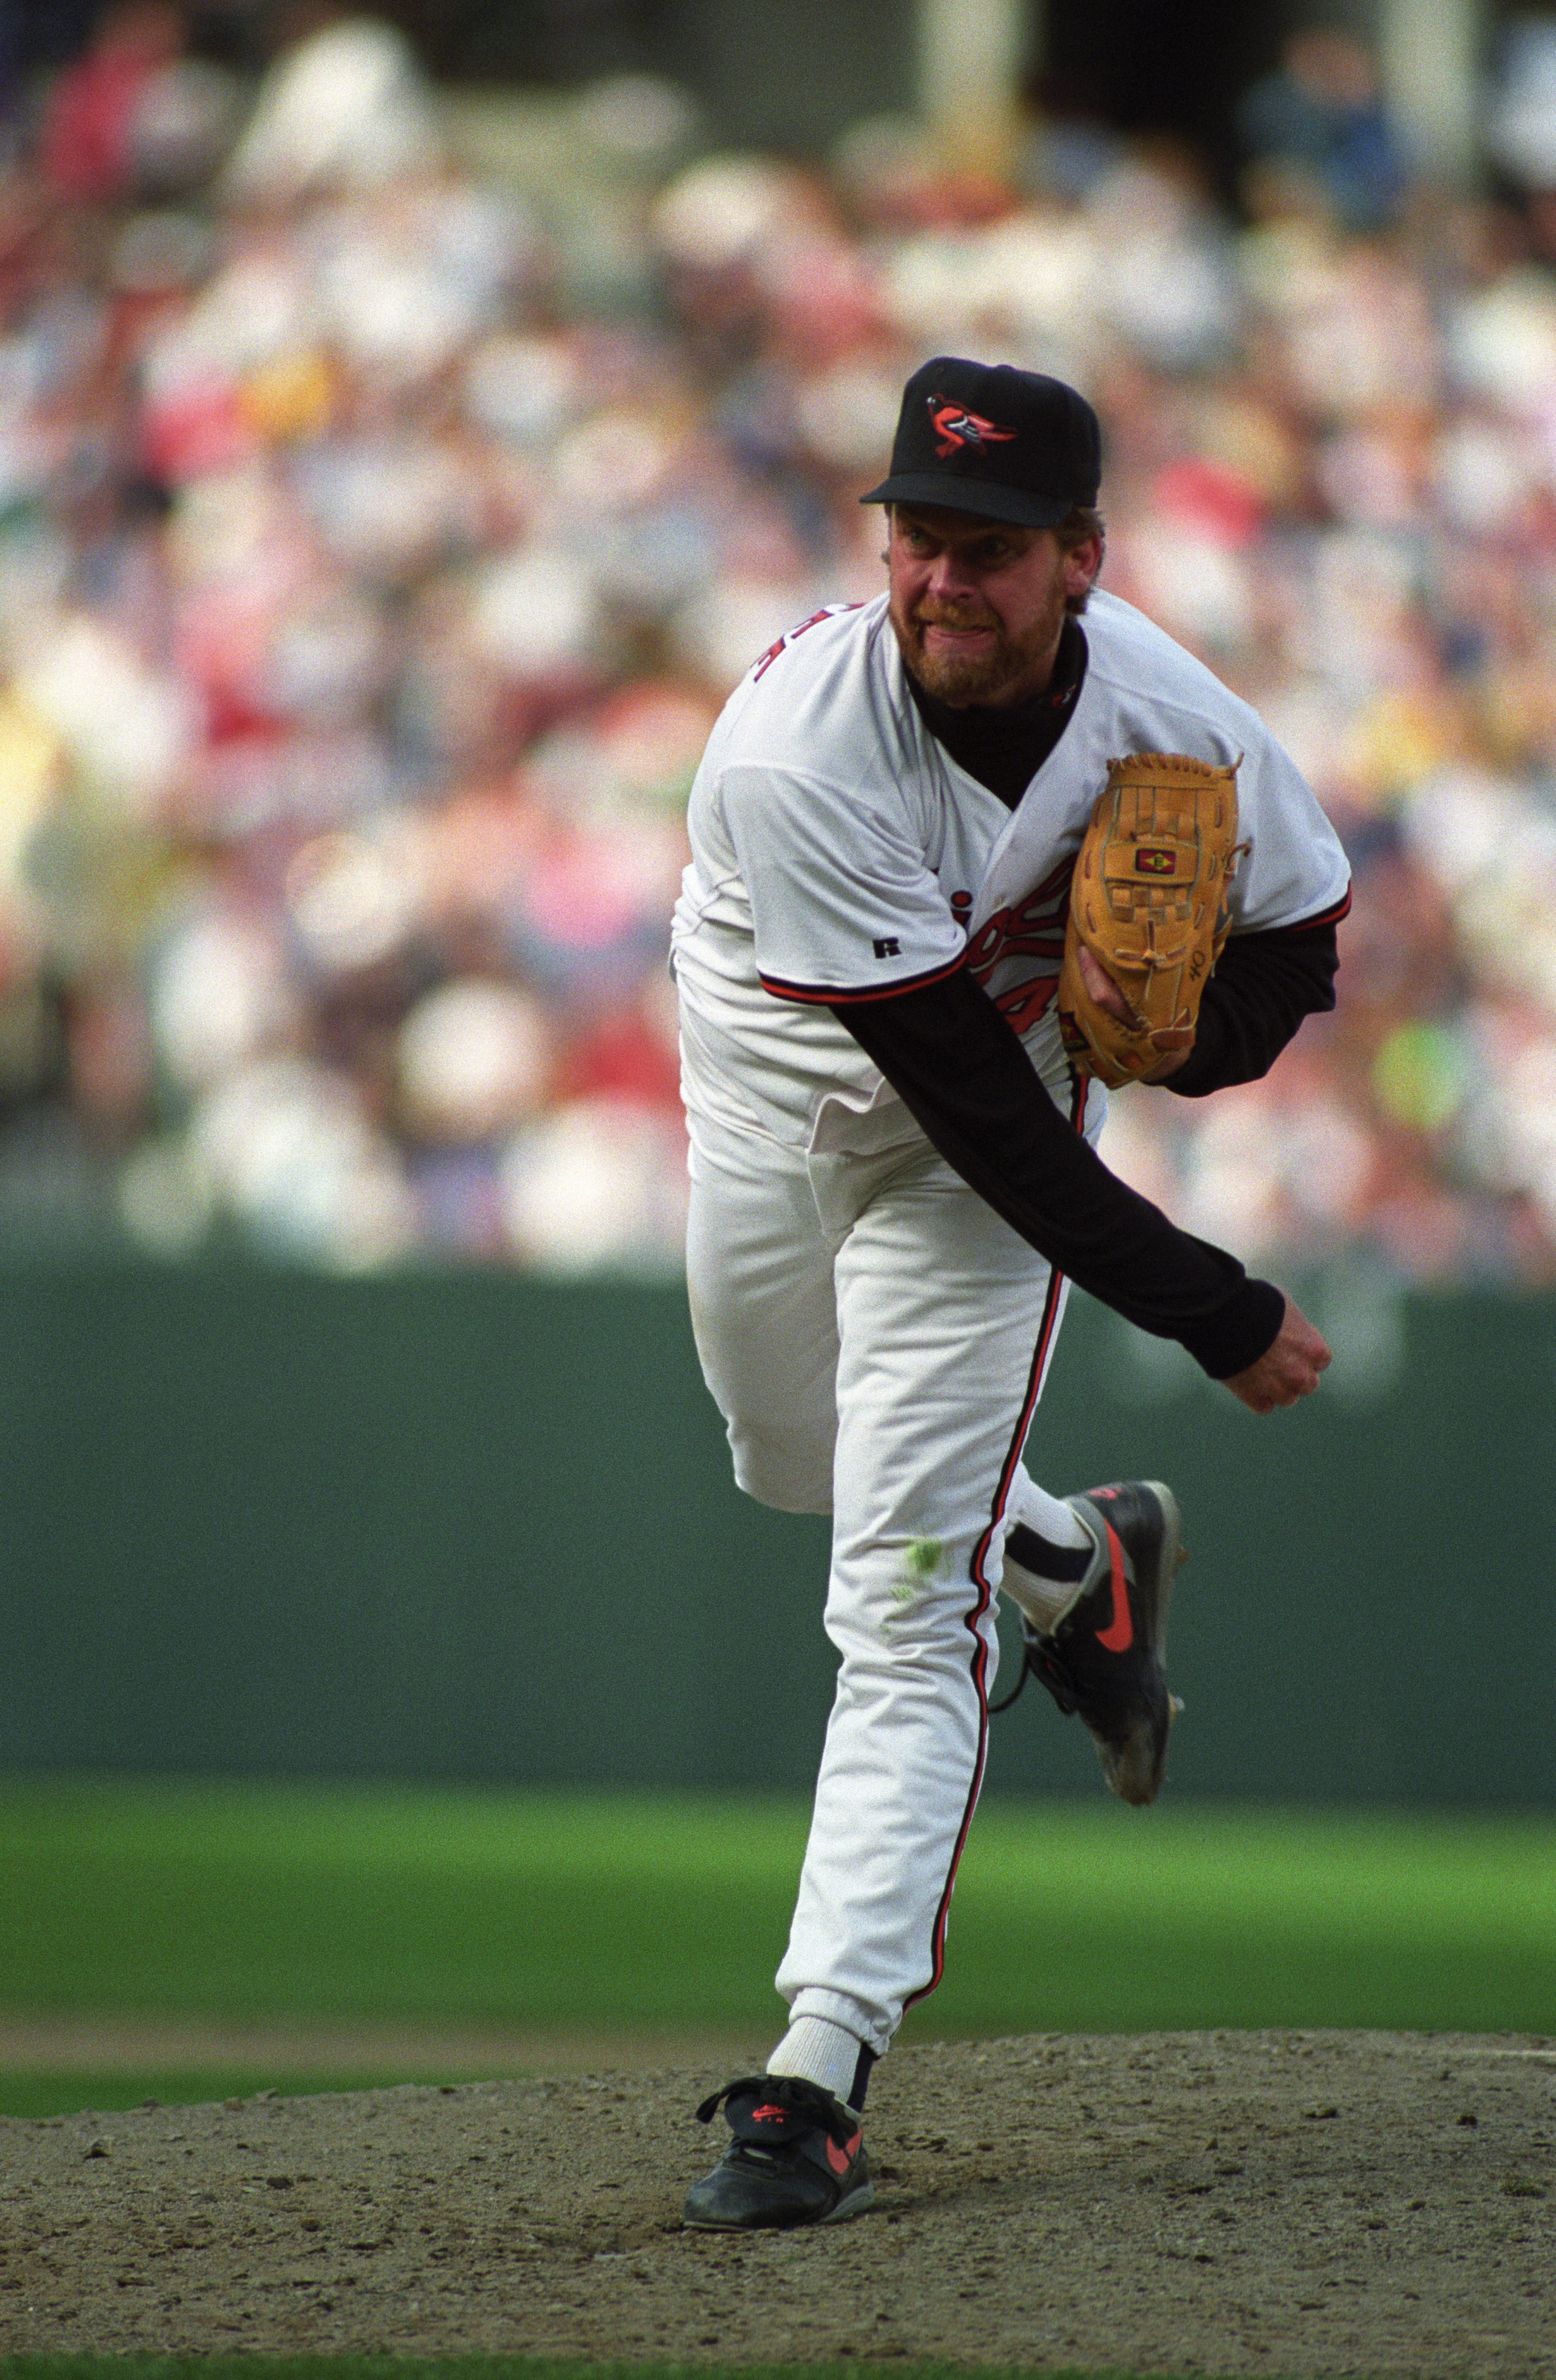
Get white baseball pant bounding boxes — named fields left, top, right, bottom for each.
left=684, top=1095, right=1087, bottom=2057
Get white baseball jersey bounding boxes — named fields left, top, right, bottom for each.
left=671, top=588, right=1350, bottom=1153
left=674, top=582, right=1350, bottom=2060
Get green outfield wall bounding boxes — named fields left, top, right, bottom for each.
left=0, top=1260, right=1545, bottom=1803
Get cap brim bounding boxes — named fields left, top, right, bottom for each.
left=859, top=473, right=1075, bottom=529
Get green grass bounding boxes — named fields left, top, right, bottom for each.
left=0, top=2363, right=1392, bottom=2380
left=1, top=1779, right=1552, bottom=2124
left=0, top=1780, right=814, bottom=2030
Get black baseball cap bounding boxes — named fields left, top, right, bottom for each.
left=860, top=356, right=1102, bottom=529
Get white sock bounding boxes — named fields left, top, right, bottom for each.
left=767, top=2015, right=867, bottom=2108
left=1009, top=1475, right=1093, bottom=1549
left=1000, top=1485, right=1103, bottom=1632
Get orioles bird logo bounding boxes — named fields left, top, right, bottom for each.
left=927, top=395, right=1018, bottom=458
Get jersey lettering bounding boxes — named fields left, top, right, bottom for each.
left=873, top=936, right=902, bottom=958
left=965, top=859, right=1075, bottom=1040
left=991, top=975, right=1060, bottom=1035
left=751, top=602, right=863, bottom=681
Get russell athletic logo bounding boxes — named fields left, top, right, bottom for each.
left=927, top=395, right=1018, bottom=458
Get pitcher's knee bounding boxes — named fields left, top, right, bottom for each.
left=730, top=1424, right=834, bottom=1515
left=824, top=1531, right=991, bottom=1647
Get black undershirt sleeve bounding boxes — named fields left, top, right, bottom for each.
left=828, top=966, right=1285, bottom=1379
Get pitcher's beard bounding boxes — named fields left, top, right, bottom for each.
left=891, top=582, right=1069, bottom=708
left=906, top=628, right=1017, bottom=704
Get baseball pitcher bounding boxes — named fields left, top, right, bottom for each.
left=671, top=357, right=1350, bottom=2229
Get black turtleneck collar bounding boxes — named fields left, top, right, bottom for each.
left=904, top=615, right=1089, bottom=810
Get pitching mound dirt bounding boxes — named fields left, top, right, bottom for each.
left=1, top=2031, right=1551, bottom=2374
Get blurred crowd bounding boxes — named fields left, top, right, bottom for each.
left=7, top=5, right=1556, bottom=1286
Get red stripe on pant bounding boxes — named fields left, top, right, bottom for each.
left=903, top=1072, right=1089, bottom=2012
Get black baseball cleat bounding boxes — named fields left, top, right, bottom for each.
left=683, top=2074, right=874, bottom=2230
left=1002, top=1480, right=1186, bottom=1807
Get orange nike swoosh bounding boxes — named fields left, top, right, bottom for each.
left=1094, top=1522, right=1134, bottom=1652
left=826, top=2130, right=861, bottom=2175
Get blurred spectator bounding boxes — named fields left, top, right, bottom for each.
left=38, top=2, right=183, bottom=199
left=1489, top=14, right=1556, bottom=193
left=1484, top=14, right=1556, bottom=270
left=223, top=6, right=442, bottom=202
left=1236, top=26, right=1406, bottom=232
left=39, top=1, right=239, bottom=201
left=3, top=6, right=1556, bottom=1288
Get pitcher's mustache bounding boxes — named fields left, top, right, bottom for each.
left=914, top=606, right=998, bottom=630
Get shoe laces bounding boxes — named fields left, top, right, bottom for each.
left=990, top=1621, right=1077, bottom=1716
left=695, top=2073, right=860, bottom=2146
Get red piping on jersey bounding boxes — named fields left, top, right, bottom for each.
left=1273, top=885, right=1352, bottom=930
left=759, top=955, right=969, bottom=1005
left=904, top=1071, right=1091, bottom=2016
left=763, top=888, right=1349, bottom=1011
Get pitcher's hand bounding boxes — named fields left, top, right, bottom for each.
left=1075, top=948, right=1192, bottom=1080
left=1224, top=1295, right=1331, bottom=1414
